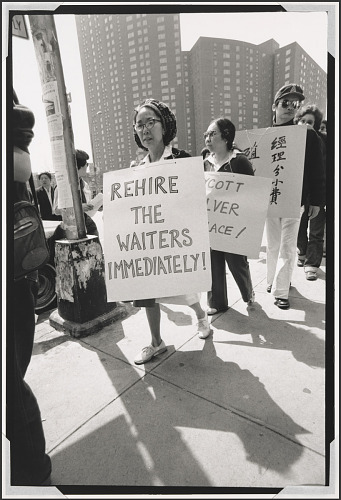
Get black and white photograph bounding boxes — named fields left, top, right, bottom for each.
left=4, top=2, right=338, bottom=498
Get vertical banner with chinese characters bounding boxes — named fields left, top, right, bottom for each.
left=235, top=125, right=307, bottom=218
left=103, top=157, right=211, bottom=302
left=205, top=172, right=273, bottom=258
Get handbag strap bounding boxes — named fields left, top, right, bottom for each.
left=28, top=174, right=39, bottom=210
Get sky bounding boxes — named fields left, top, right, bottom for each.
left=8, top=7, right=331, bottom=174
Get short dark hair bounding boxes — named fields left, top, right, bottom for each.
left=38, top=171, right=52, bottom=180
left=294, top=104, right=323, bottom=132
left=210, top=117, right=235, bottom=150
left=320, top=119, right=327, bottom=131
left=200, top=147, right=211, bottom=159
left=76, top=149, right=89, bottom=169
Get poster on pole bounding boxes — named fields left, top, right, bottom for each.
left=42, top=81, right=73, bottom=208
left=205, top=172, right=272, bottom=258
left=235, top=125, right=307, bottom=218
left=103, top=157, right=211, bottom=302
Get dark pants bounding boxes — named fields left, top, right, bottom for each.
left=207, top=249, right=253, bottom=311
left=297, top=205, right=326, bottom=270
left=7, top=276, right=51, bottom=485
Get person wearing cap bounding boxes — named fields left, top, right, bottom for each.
left=294, top=104, right=326, bottom=280
left=10, top=91, right=52, bottom=485
left=131, top=98, right=210, bottom=365
left=266, top=84, right=325, bottom=309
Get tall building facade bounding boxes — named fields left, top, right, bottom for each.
left=75, top=14, right=327, bottom=185
left=75, top=13, right=187, bottom=180
left=274, top=42, right=327, bottom=116
left=185, top=37, right=280, bottom=154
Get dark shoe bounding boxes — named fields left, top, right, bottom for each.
left=267, top=285, right=272, bottom=293
left=274, top=298, right=290, bottom=310
left=297, top=259, right=304, bottom=267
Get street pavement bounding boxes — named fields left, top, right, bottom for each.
left=11, top=225, right=331, bottom=493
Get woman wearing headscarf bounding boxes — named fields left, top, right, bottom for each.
left=203, top=117, right=255, bottom=314
left=132, top=99, right=210, bottom=365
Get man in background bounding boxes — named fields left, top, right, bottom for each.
left=36, top=171, right=61, bottom=221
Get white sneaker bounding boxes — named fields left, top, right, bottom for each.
left=197, top=313, right=210, bottom=339
left=134, top=340, right=167, bottom=365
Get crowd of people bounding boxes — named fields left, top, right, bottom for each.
left=10, top=81, right=326, bottom=485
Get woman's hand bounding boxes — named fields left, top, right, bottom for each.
left=82, top=203, right=94, bottom=212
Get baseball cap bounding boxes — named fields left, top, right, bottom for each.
left=274, top=84, right=305, bottom=104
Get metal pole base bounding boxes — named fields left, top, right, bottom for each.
left=49, top=304, right=128, bottom=338
left=51, top=235, right=126, bottom=335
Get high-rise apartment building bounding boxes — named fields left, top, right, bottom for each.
left=185, top=37, right=280, bottom=154
left=274, top=42, right=327, bottom=116
left=75, top=13, right=186, bottom=180
left=75, top=14, right=327, bottom=187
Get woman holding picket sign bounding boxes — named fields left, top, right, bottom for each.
left=131, top=99, right=210, bottom=365
left=203, top=117, right=255, bottom=314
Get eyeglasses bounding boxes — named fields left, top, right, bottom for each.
left=134, top=118, right=161, bottom=133
left=203, top=130, right=219, bottom=140
left=278, top=99, right=301, bottom=110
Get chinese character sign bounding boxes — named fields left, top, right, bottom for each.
left=103, top=157, right=211, bottom=302
left=235, top=125, right=307, bottom=217
left=205, top=172, right=272, bottom=258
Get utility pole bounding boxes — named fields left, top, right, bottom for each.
left=90, top=110, right=102, bottom=194
left=28, top=15, right=126, bottom=337
left=29, top=15, right=85, bottom=240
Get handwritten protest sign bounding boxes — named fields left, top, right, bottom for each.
left=205, top=172, right=272, bottom=258
left=103, top=157, right=211, bottom=302
left=235, top=125, right=307, bottom=218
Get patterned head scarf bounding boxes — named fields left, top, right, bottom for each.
left=133, top=98, right=177, bottom=151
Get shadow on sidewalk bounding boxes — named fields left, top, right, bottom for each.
left=49, top=318, right=312, bottom=487
left=214, top=301, right=325, bottom=368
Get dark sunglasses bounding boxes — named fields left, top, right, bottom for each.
left=278, top=99, right=301, bottom=110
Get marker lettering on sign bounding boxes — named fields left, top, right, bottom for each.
left=116, top=228, right=193, bottom=251
left=107, top=252, right=207, bottom=279
left=110, top=175, right=179, bottom=200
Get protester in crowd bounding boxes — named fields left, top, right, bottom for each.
left=294, top=104, right=326, bottom=280
left=75, top=149, right=99, bottom=237
left=266, top=84, right=325, bottom=309
left=200, top=147, right=211, bottom=160
left=319, top=119, right=327, bottom=257
left=319, top=119, right=327, bottom=135
left=49, top=149, right=99, bottom=264
left=10, top=90, right=52, bottom=485
left=131, top=98, right=210, bottom=365
left=36, top=171, right=61, bottom=221
left=203, top=117, right=255, bottom=315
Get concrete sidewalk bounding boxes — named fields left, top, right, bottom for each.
left=22, top=242, right=327, bottom=490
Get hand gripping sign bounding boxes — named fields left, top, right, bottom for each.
left=205, top=172, right=272, bottom=258
left=235, top=125, right=307, bottom=218
left=103, top=157, right=211, bottom=302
